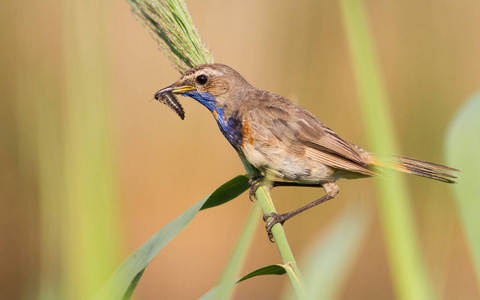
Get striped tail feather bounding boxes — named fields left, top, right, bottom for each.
left=368, top=154, right=460, bottom=183
left=392, top=155, right=459, bottom=184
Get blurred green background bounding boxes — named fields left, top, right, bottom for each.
left=2, top=0, right=479, bottom=299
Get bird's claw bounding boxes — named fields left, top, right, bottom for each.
left=248, top=175, right=264, bottom=201
left=263, top=212, right=286, bottom=243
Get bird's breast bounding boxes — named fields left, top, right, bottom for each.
left=213, top=109, right=253, bottom=150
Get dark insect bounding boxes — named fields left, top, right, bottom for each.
left=154, top=90, right=185, bottom=120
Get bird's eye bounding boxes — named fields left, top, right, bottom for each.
left=195, top=74, right=208, bottom=85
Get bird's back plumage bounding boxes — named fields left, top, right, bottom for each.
left=240, top=89, right=378, bottom=183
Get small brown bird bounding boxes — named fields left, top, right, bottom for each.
left=155, top=63, right=459, bottom=240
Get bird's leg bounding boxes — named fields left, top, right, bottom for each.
left=263, top=195, right=333, bottom=242
left=263, top=182, right=339, bottom=242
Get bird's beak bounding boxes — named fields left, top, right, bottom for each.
left=171, top=85, right=195, bottom=93
left=155, top=84, right=195, bottom=98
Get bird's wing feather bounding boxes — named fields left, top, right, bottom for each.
left=247, top=96, right=376, bottom=176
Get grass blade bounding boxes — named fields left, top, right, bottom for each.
left=446, top=92, right=480, bottom=288
left=93, top=175, right=249, bottom=300
left=200, top=265, right=287, bottom=300
left=200, top=175, right=250, bottom=210
left=62, top=2, right=122, bottom=298
left=211, top=202, right=261, bottom=300
left=340, top=0, right=434, bottom=299
left=237, top=265, right=287, bottom=282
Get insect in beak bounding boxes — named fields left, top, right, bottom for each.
left=154, top=85, right=185, bottom=120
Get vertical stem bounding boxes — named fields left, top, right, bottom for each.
left=240, top=142, right=306, bottom=298
left=213, top=202, right=261, bottom=300
left=62, top=1, right=122, bottom=298
left=254, top=186, right=306, bottom=299
left=340, top=0, right=434, bottom=299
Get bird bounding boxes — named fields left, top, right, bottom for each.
left=154, top=63, right=459, bottom=241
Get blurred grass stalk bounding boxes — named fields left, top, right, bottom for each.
left=446, top=93, right=480, bottom=289
left=62, top=1, right=122, bottom=299
left=14, top=1, right=123, bottom=298
left=15, top=24, right=66, bottom=299
left=212, top=202, right=261, bottom=300
left=340, top=0, right=434, bottom=299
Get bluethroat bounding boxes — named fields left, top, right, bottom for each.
left=155, top=63, right=459, bottom=241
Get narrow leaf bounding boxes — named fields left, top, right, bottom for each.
left=237, top=265, right=287, bottom=283
left=446, top=91, right=480, bottom=287
left=199, top=265, right=287, bottom=300
left=211, top=202, right=261, bottom=300
left=121, top=269, right=144, bottom=300
left=201, top=175, right=250, bottom=210
left=93, top=175, right=249, bottom=300
left=340, top=0, right=434, bottom=299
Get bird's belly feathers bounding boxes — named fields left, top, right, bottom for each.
left=241, top=142, right=335, bottom=183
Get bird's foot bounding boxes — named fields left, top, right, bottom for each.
left=248, top=175, right=264, bottom=201
left=263, top=212, right=288, bottom=243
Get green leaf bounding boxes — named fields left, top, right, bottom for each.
left=199, top=265, right=287, bottom=300
left=93, top=175, right=249, bottom=300
left=121, top=269, right=144, bottom=300
left=237, top=265, right=286, bottom=283
left=210, top=202, right=261, bottom=300
left=200, top=175, right=250, bottom=210
left=446, top=91, right=480, bottom=287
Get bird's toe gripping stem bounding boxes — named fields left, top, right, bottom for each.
left=263, top=213, right=287, bottom=243
left=248, top=175, right=265, bottom=201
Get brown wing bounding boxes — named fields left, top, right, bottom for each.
left=247, top=93, right=377, bottom=176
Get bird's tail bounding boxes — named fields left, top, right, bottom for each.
left=370, top=155, right=460, bottom=183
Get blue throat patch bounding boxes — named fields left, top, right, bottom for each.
left=182, top=91, right=244, bottom=148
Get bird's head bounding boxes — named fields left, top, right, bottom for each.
left=155, top=63, right=252, bottom=114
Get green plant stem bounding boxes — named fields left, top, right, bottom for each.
left=239, top=155, right=306, bottom=298
left=340, top=0, right=434, bottom=299
left=255, top=186, right=306, bottom=299
left=213, top=202, right=261, bottom=300
left=63, top=2, right=122, bottom=298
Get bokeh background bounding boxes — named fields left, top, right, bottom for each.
left=2, top=0, right=480, bottom=299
